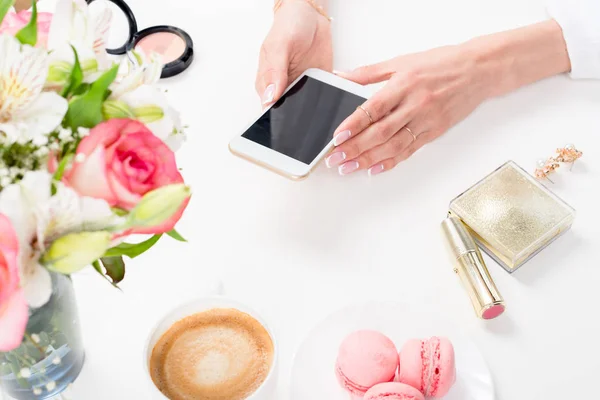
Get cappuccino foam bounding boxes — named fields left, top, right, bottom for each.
left=150, top=308, right=274, bottom=400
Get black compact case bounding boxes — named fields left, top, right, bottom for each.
left=87, top=0, right=194, bottom=78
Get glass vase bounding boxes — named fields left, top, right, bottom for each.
left=0, top=273, right=85, bottom=399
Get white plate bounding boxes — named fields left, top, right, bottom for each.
left=290, top=302, right=495, bottom=400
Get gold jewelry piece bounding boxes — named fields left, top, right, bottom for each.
left=357, top=105, right=374, bottom=125
left=534, top=157, right=560, bottom=184
left=404, top=126, right=417, bottom=143
left=274, top=0, right=333, bottom=22
left=534, top=143, right=583, bottom=182
left=555, top=143, right=583, bottom=170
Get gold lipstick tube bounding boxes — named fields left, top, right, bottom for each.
left=441, top=216, right=505, bottom=320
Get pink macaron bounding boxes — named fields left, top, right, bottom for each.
left=364, top=382, right=425, bottom=400
left=336, top=330, right=400, bottom=397
left=397, top=337, right=456, bottom=398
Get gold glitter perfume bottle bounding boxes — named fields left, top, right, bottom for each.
left=449, top=161, right=576, bottom=273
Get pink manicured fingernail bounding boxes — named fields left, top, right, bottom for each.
left=333, top=130, right=351, bottom=146
left=368, top=164, right=385, bottom=176
left=338, top=161, right=359, bottom=175
left=262, top=84, right=275, bottom=105
left=325, top=152, right=346, bottom=168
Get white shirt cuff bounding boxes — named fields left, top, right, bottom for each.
left=548, top=0, right=600, bottom=79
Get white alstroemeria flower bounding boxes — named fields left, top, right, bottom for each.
left=110, top=51, right=163, bottom=99
left=46, top=45, right=102, bottom=90
left=0, top=35, right=68, bottom=144
left=0, top=171, right=122, bottom=308
left=45, top=0, right=112, bottom=89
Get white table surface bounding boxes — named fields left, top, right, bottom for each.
left=57, top=0, right=600, bottom=398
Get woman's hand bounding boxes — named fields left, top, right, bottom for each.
left=326, top=20, right=570, bottom=176
left=256, top=0, right=333, bottom=106
left=326, top=45, right=490, bottom=176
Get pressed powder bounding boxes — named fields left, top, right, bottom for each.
left=135, top=32, right=187, bottom=64
left=449, top=161, right=575, bottom=273
left=87, top=0, right=195, bottom=78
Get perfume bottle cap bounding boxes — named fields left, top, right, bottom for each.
left=441, top=216, right=505, bottom=320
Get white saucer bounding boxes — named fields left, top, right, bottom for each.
left=290, top=302, right=495, bottom=400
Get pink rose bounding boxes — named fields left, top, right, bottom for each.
left=62, top=119, right=189, bottom=234
left=0, top=10, right=53, bottom=48
left=0, top=214, right=28, bottom=352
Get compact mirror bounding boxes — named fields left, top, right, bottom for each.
left=87, top=0, right=194, bottom=78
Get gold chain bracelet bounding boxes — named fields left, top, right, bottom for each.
left=274, top=0, right=332, bottom=22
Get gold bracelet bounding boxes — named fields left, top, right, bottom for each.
left=274, top=0, right=332, bottom=22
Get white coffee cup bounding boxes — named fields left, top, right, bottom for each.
left=143, top=295, right=279, bottom=400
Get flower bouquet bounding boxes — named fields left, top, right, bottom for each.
left=0, top=0, right=190, bottom=397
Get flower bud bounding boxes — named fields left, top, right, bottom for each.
left=47, top=61, right=72, bottom=86
left=102, top=100, right=134, bottom=120
left=126, top=184, right=191, bottom=229
left=133, top=105, right=164, bottom=123
left=41, top=232, right=112, bottom=274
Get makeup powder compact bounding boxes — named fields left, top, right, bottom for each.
left=448, top=161, right=576, bottom=273
left=87, top=0, right=194, bottom=78
left=441, top=161, right=575, bottom=320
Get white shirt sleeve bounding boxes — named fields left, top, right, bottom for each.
left=548, top=0, right=600, bottom=79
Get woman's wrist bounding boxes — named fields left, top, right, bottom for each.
left=274, top=0, right=330, bottom=15
left=466, top=20, right=571, bottom=99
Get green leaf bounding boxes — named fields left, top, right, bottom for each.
left=103, top=234, right=162, bottom=259
left=167, top=229, right=187, bottom=242
left=0, top=362, right=12, bottom=376
left=100, top=256, right=125, bottom=284
left=9, top=364, right=28, bottom=388
left=110, top=207, right=129, bottom=217
left=92, top=259, right=121, bottom=289
left=51, top=332, right=68, bottom=348
left=0, top=0, right=15, bottom=26
left=23, top=342, right=43, bottom=361
left=52, top=153, right=73, bottom=182
left=73, top=83, right=90, bottom=96
left=64, top=64, right=119, bottom=130
left=92, top=259, right=103, bottom=275
left=4, top=352, right=19, bottom=366
left=39, top=332, right=50, bottom=348
left=15, top=0, right=37, bottom=46
left=60, top=46, right=84, bottom=98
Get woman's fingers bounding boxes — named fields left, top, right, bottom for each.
left=255, top=38, right=290, bottom=106
left=331, top=78, right=407, bottom=148
left=329, top=102, right=414, bottom=165
left=336, top=127, right=420, bottom=175
left=364, top=131, right=435, bottom=176
left=336, top=60, right=396, bottom=85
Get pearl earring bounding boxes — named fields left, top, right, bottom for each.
left=534, top=157, right=560, bottom=184
left=555, top=144, right=583, bottom=171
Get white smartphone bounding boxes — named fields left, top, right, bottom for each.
left=229, top=69, right=370, bottom=180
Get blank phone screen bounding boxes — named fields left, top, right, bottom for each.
left=242, top=76, right=366, bottom=164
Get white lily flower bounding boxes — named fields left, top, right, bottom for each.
left=45, top=0, right=112, bottom=89
left=48, top=0, right=112, bottom=68
left=0, top=35, right=68, bottom=144
left=0, top=171, right=122, bottom=308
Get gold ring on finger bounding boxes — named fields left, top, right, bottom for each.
left=404, top=126, right=417, bottom=143
left=357, top=105, right=374, bottom=125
